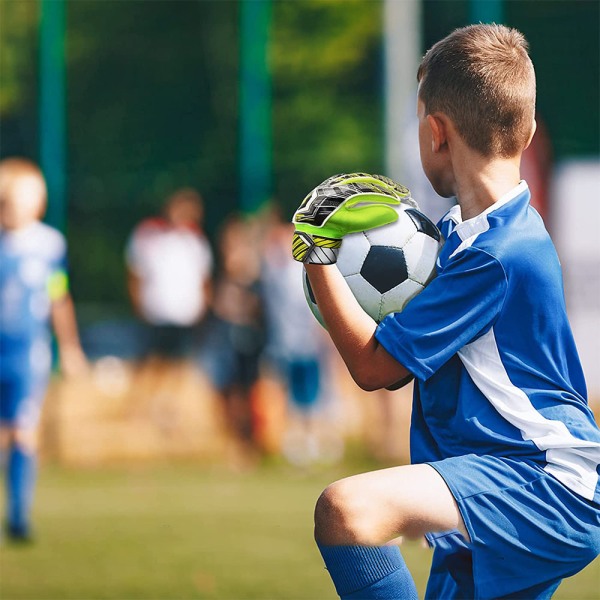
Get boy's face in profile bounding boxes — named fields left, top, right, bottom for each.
left=0, top=174, right=46, bottom=230
left=416, top=96, right=453, bottom=199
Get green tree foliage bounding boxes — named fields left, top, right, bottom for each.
left=1, top=1, right=596, bottom=309
left=272, top=0, right=383, bottom=218
left=0, top=1, right=37, bottom=112
left=66, top=0, right=240, bottom=307
left=0, top=0, right=39, bottom=155
left=63, top=0, right=383, bottom=307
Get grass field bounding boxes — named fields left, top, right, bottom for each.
left=1, top=462, right=598, bottom=600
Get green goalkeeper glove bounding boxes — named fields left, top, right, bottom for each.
left=292, top=172, right=416, bottom=264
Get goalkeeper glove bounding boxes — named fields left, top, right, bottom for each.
left=292, top=172, right=416, bottom=264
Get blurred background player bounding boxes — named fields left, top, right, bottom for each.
left=260, top=207, right=341, bottom=466
left=197, top=214, right=265, bottom=465
left=0, top=157, right=87, bottom=542
left=125, top=188, right=213, bottom=407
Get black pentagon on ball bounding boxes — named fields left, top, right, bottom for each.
left=405, top=208, right=441, bottom=241
left=360, top=245, right=408, bottom=294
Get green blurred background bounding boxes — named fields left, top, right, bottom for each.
left=1, top=2, right=599, bottom=598
left=1, top=0, right=598, bottom=313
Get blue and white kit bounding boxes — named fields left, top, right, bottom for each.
left=0, top=221, right=67, bottom=429
left=376, top=181, right=600, bottom=598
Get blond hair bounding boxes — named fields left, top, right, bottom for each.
left=417, top=24, right=536, bottom=157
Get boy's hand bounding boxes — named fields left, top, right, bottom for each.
left=292, top=173, right=416, bottom=264
left=59, top=344, right=89, bottom=378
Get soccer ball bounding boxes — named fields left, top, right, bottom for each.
left=303, top=205, right=441, bottom=325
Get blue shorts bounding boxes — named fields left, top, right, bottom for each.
left=425, top=454, right=600, bottom=600
left=0, top=370, right=48, bottom=430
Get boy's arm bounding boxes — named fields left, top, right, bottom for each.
left=126, top=267, right=144, bottom=318
left=51, top=293, right=88, bottom=377
left=305, top=263, right=410, bottom=391
left=201, top=276, right=213, bottom=320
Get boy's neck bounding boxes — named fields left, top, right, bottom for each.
left=0, top=219, right=38, bottom=233
left=452, top=152, right=522, bottom=221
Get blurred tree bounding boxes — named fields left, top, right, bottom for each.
left=272, top=0, right=383, bottom=218
left=66, top=0, right=239, bottom=307
left=1, top=0, right=596, bottom=311
left=0, top=1, right=387, bottom=308
left=0, top=0, right=39, bottom=156
left=64, top=0, right=383, bottom=307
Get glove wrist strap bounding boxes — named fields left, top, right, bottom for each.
left=304, top=245, right=339, bottom=265
left=292, top=231, right=341, bottom=264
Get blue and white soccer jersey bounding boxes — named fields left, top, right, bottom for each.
left=0, top=222, right=68, bottom=429
left=376, top=181, right=600, bottom=598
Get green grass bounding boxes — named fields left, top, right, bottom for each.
left=1, top=463, right=598, bottom=600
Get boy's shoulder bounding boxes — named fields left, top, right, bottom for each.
left=29, top=221, right=66, bottom=253
left=1, top=221, right=66, bottom=260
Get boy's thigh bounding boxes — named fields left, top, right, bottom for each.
left=318, top=463, right=468, bottom=544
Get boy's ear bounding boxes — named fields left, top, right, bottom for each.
left=523, top=118, right=537, bottom=150
left=427, top=114, right=447, bottom=152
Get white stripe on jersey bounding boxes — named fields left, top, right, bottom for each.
left=448, top=218, right=489, bottom=260
left=459, top=328, right=600, bottom=500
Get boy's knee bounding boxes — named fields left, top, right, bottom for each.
left=13, top=428, right=39, bottom=453
left=314, top=480, right=378, bottom=545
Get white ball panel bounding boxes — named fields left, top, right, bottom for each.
left=345, top=273, right=382, bottom=322
left=364, top=208, right=416, bottom=249
left=338, top=232, right=371, bottom=277
left=404, top=233, right=440, bottom=284
left=380, top=279, right=424, bottom=318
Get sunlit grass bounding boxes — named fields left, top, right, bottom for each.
left=1, top=463, right=598, bottom=599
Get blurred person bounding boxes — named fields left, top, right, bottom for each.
left=125, top=188, right=213, bottom=409
left=0, top=157, right=87, bottom=542
left=126, top=188, right=213, bottom=357
left=260, top=207, right=340, bottom=466
left=197, top=214, right=264, bottom=463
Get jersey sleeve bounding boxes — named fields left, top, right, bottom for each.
left=47, top=228, right=70, bottom=301
left=375, top=247, right=507, bottom=381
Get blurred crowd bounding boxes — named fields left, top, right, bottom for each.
left=1, top=157, right=380, bottom=539
left=122, top=188, right=351, bottom=468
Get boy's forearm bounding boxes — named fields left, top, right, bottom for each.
left=304, top=264, right=410, bottom=391
left=51, top=295, right=87, bottom=375
left=127, top=270, right=143, bottom=317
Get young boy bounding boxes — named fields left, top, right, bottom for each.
left=0, top=158, right=87, bottom=541
left=292, top=25, right=600, bottom=599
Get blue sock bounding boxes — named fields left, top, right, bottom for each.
left=318, top=543, right=418, bottom=599
left=6, top=444, right=37, bottom=535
